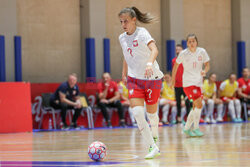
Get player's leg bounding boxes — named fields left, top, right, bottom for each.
left=97, top=102, right=111, bottom=127
left=161, top=103, right=170, bottom=124
left=206, top=99, right=215, bottom=123
left=175, top=87, right=182, bottom=123
left=110, top=100, right=125, bottom=127
left=228, top=99, right=237, bottom=122
left=145, top=102, right=160, bottom=159
left=192, top=97, right=204, bottom=136
left=130, top=98, right=158, bottom=158
left=234, top=99, right=243, bottom=122
left=183, top=87, right=196, bottom=137
left=170, top=103, right=177, bottom=124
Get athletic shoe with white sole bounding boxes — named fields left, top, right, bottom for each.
left=145, top=144, right=160, bottom=159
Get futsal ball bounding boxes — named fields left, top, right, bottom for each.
left=88, top=141, right=107, bottom=161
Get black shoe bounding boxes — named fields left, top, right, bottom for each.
left=107, top=121, right=112, bottom=128
left=61, top=125, right=69, bottom=130
left=120, top=121, right=126, bottom=128
left=70, top=123, right=81, bottom=130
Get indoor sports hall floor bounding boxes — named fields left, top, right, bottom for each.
left=0, top=122, right=250, bottom=167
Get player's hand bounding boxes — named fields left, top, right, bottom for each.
left=201, top=70, right=206, bottom=77
left=144, top=65, right=153, bottom=79
left=122, top=75, right=127, bottom=85
left=100, top=99, right=109, bottom=104
left=104, top=82, right=109, bottom=87
left=74, top=101, right=82, bottom=108
left=170, top=81, right=175, bottom=89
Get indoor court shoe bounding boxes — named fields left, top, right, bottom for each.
left=183, top=129, right=196, bottom=137
left=216, top=117, right=223, bottom=122
left=171, top=120, right=177, bottom=124
left=61, top=125, right=69, bottom=130
left=211, top=119, right=217, bottom=124
left=192, top=129, right=204, bottom=137
left=204, top=117, right=211, bottom=123
left=232, top=118, right=238, bottom=123
left=237, top=118, right=243, bottom=122
left=149, top=137, right=158, bottom=152
left=145, top=145, right=160, bottom=159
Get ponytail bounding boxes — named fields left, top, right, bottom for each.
left=118, top=7, right=155, bottom=24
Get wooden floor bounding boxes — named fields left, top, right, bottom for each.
left=0, top=122, right=250, bottom=167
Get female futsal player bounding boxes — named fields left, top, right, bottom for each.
left=119, top=7, right=163, bottom=159
left=172, top=34, right=210, bottom=137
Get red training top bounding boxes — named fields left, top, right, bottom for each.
left=172, top=57, right=184, bottom=87
left=238, top=78, right=250, bottom=95
left=98, top=81, right=118, bottom=99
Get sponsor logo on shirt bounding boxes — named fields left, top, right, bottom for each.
left=129, top=89, right=134, bottom=95
left=133, top=40, right=138, bottom=47
left=193, top=89, right=197, bottom=94
left=110, top=88, right=114, bottom=92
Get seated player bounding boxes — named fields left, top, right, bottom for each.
left=202, top=73, right=223, bottom=123
left=160, top=73, right=186, bottom=125
left=237, top=68, right=250, bottom=119
left=97, top=73, right=125, bottom=128
left=219, top=73, right=242, bottom=122
left=118, top=80, right=136, bottom=126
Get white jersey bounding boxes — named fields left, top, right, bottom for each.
left=119, top=27, right=163, bottom=80
left=176, top=47, right=210, bottom=87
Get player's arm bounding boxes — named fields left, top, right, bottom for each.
left=201, top=62, right=210, bottom=76
left=99, top=89, right=108, bottom=100
left=147, top=41, right=158, bottom=64
left=145, top=41, right=158, bottom=78
left=171, top=62, right=179, bottom=88
left=59, top=91, right=77, bottom=107
left=108, top=91, right=120, bottom=103
left=238, top=87, right=249, bottom=99
left=122, top=59, right=128, bottom=84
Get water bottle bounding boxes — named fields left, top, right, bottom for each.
left=48, top=118, right=53, bottom=130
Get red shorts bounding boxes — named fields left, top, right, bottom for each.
left=127, top=76, right=162, bottom=105
left=220, top=97, right=235, bottom=102
left=183, top=86, right=202, bottom=101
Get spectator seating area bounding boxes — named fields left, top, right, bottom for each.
left=31, top=81, right=250, bottom=130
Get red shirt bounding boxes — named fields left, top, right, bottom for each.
left=98, top=81, right=118, bottom=99
left=238, top=78, right=250, bottom=95
left=172, top=57, right=184, bottom=87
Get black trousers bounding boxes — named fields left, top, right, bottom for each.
left=98, top=100, right=124, bottom=122
left=174, top=87, right=191, bottom=117
left=50, top=101, right=82, bottom=126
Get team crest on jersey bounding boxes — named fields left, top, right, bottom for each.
left=193, top=89, right=197, bottom=94
left=133, top=40, right=138, bottom=47
left=110, top=88, right=114, bottom=92
left=198, top=56, right=202, bottom=61
left=129, top=89, right=134, bottom=95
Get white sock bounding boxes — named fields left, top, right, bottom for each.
left=171, top=106, right=177, bottom=121
left=235, top=99, right=242, bottom=119
left=146, top=112, right=159, bottom=139
left=185, top=108, right=195, bottom=130
left=193, top=107, right=202, bottom=129
left=207, top=99, right=214, bottom=118
left=128, top=107, right=135, bottom=124
left=162, top=104, right=170, bottom=122
left=181, top=107, right=186, bottom=121
left=132, top=106, right=154, bottom=146
left=228, top=100, right=236, bottom=119
left=217, top=103, right=224, bottom=119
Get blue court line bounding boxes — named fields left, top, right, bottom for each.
left=0, top=160, right=131, bottom=166
left=33, top=121, right=250, bottom=133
